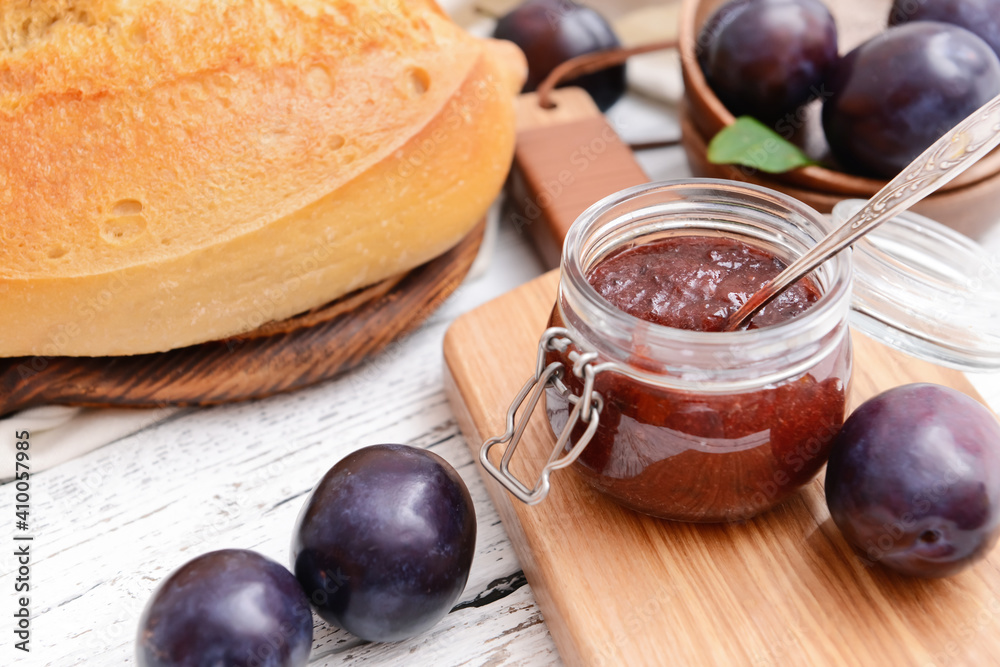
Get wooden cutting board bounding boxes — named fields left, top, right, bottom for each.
left=443, top=271, right=1000, bottom=666
left=443, top=86, right=1000, bottom=665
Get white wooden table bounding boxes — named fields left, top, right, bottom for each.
left=2, top=211, right=561, bottom=667
left=5, top=6, right=1000, bottom=661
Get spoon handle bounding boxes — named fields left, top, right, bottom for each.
left=725, top=91, right=1000, bottom=331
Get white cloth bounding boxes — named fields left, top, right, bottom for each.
left=1, top=406, right=178, bottom=481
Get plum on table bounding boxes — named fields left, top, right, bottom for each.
left=493, top=0, right=626, bottom=111
left=292, top=444, right=476, bottom=642
left=136, top=549, right=313, bottom=667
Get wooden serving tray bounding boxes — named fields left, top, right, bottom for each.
left=0, top=222, right=483, bottom=417
left=443, top=271, right=1000, bottom=666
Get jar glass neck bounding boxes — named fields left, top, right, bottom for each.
left=559, top=180, right=854, bottom=390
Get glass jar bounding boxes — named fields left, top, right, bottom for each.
left=482, top=180, right=854, bottom=522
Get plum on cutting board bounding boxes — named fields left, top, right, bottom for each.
left=825, top=383, right=1000, bottom=577
left=822, top=22, right=1000, bottom=178
left=697, top=0, right=839, bottom=123
left=292, top=444, right=476, bottom=642
left=136, top=549, right=313, bottom=667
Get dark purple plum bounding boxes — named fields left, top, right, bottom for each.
left=493, top=0, right=625, bottom=111
left=136, top=549, right=313, bottom=667
left=694, top=0, right=752, bottom=73
left=889, top=0, right=1000, bottom=57
left=823, top=22, right=1000, bottom=178
left=292, top=444, right=476, bottom=642
left=698, top=0, right=839, bottom=123
left=825, top=383, right=1000, bottom=577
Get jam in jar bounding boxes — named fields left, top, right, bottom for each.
left=507, top=180, right=854, bottom=522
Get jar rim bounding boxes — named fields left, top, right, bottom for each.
left=559, top=179, right=854, bottom=386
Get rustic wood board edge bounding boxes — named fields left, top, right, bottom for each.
left=443, top=269, right=1000, bottom=667
left=0, top=221, right=484, bottom=417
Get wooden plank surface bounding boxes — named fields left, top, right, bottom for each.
left=443, top=270, right=1000, bottom=667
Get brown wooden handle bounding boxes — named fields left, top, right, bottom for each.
left=507, top=88, right=650, bottom=267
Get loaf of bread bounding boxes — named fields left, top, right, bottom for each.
left=0, top=0, right=525, bottom=356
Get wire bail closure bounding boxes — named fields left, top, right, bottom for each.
left=480, top=327, right=605, bottom=505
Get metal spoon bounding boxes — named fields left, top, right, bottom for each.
left=723, top=92, right=1000, bottom=332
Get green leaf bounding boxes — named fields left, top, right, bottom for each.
left=707, top=116, right=817, bottom=174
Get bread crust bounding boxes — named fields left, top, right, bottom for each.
left=0, top=1, right=525, bottom=356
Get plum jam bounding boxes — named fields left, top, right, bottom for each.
left=539, top=181, right=854, bottom=522
left=587, top=236, right=821, bottom=331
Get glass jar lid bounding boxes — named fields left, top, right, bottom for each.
left=832, top=200, right=1000, bottom=372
